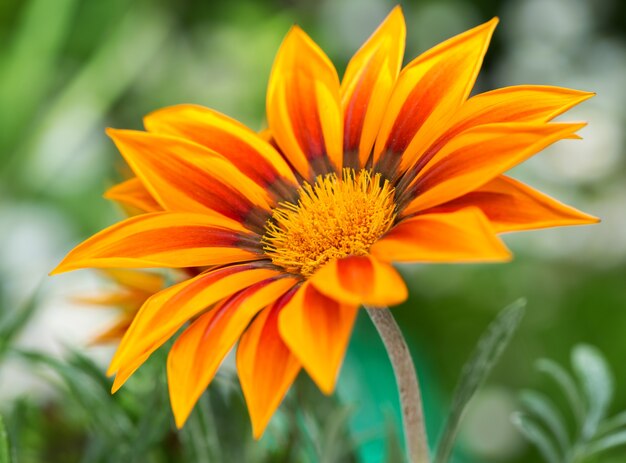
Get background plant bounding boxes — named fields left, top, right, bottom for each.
left=514, top=345, right=626, bottom=463
left=1, top=0, right=624, bottom=462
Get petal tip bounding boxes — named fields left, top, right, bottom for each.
left=173, top=412, right=188, bottom=430
left=48, top=265, right=63, bottom=276
left=111, top=376, right=125, bottom=394
left=105, top=127, right=121, bottom=139
left=318, top=379, right=336, bottom=396
left=388, top=4, right=405, bottom=22
left=49, top=260, right=73, bottom=276
left=250, top=416, right=270, bottom=440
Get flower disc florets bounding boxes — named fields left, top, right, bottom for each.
left=263, top=168, right=396, bottom=278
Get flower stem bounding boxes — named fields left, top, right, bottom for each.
left=366, top=307, right=430, bottom=463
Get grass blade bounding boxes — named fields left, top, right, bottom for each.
left=0, top=415, right=10, bottom=463
left=0, top=0, right=80, bottom=152
left=434, top=299, right=526, bottom=463
left=0, top=285, right=41, bottom=359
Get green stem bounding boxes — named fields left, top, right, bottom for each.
left=366, top=307, right=430, bottom=463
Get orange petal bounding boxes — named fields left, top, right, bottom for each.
left=72, top=291, right=146, bottom=308
left=409, top=86, right=594, bottom=177
left=278, top=282, right=358, bottom=394
left=309, top=255, right=407, bottom=307
left=374, top=18, right=498, bottom=172
left=371, top=207, right=511, bottom=262
left=143, top=105, right=298, bottom=191
left=90, top=318, right=133, bottom=345
left=100, top=269, right=165, bottom=294
left=341, top=6, right=405, bottom=168
left=428, top=175, right=599, bottom=232
left=454, top=85, right=594, bottom=127
left=104, top=177, right=161, bottom=213
left=237, top=292, right=301, bottom=439
left=107, top=129, right=271, bottom=225
left=267, top=26, right=343, bottom=179
left=167, top=277, right=297, bottom=428
left=403, top=122, right=585, bottom=215
left=51, top=212, right=258, bottom=274
left=108, top=264, right=279, bottom=391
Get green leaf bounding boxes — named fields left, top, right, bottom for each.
left=384, top=411, right=406, bottom=463
left=12, top=3, right=173, bottom=188
left=597, top=411, right=626, bottom=437
left=536, top=358, right=585, bottom=426
left=0, top=0, right=80, bottom=152
left=0, top=285, right=41, bottom=359
left=511, top=412, right=560, bottom=463
left=15, top=349, right=134, bottom=443
left=0, top=415, right=10, bottom=463
left=434, top=298, right=526, bottom=463
left=571, top=344, right=613, bottom=440
left=520, top=390, right=570, bottom=457
left=583, top=429, right=626, bottom=458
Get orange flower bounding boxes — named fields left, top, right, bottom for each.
left=52, top=7, right=597, bottom=438
left=74, top=269, right=165, bottom=344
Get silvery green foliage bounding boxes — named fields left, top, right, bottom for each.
left=0, top=415, right=10, bottom=463
left=434, top=299, right=526, bottom=463
left=513, top=344, right=626, bottom=462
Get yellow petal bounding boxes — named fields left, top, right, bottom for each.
left=237, top=294, right=301, bottom=439
left=278, top=282, right=358, bottom=394
left=267, top=26, right=343, bottom=179
left=341, top=6, right=405, bottom=168
left=371, top=208, right=511, bottom=262
left=309, top=255, right=407, bottom=307
left=168, top=277, right=297, bottom=428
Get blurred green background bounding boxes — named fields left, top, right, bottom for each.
left=0, top=0, right=625, bottom=462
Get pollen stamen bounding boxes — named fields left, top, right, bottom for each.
left=263, top=168, right=396, bottom=278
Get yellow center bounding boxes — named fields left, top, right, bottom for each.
left=263, top=168, right=396, bottom=278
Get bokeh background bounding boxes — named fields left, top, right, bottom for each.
left=0, top=0, right=624, bottom=462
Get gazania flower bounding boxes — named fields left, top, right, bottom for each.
left=73, top=269, right=165, bottom=344
left=53, top=7, right=597, bottom=438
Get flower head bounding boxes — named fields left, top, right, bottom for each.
left=52, top=7, right=597, bottom=438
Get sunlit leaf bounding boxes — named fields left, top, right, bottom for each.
left=434, top=298, right=526, bottom=463
left=511, top=412, right=560, bottom=463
